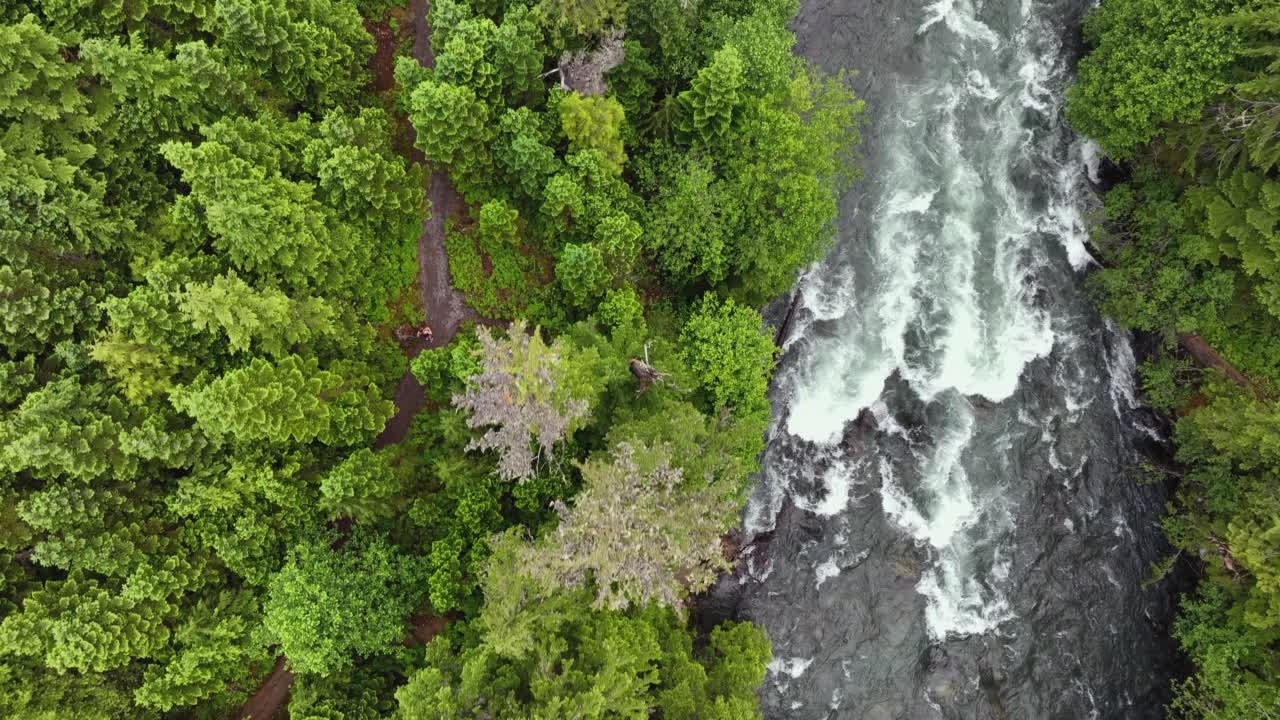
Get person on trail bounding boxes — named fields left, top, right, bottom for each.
left=418, top=324, right=433, bottom=343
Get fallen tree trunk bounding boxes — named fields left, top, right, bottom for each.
left=1177, top=332, right=1254, bottom=394
left=773, top=288, right=802, bottom=348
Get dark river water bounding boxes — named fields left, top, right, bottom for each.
left=704, top=0, right=1188, bottom=717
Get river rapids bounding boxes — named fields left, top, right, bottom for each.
left=702, top=0, right=1187, bottom=717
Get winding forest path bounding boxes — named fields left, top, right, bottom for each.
left=374, top=0, right=476, bottom=448
left=410, top=0, right=476, bottom=345
left=236, top=3, right=462, bottom=717
left=235, top=657, right=291, bottom=720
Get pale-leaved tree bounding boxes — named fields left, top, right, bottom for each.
left=516, top=441, right=736, bottom=610
left=452, top=321, right=591, bottom=481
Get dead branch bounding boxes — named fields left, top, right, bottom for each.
left=629, top=358, right=669, bottom=394
left=558, top=30, right=625, bottom=97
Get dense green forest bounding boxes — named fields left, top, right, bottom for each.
left=0, top=0, right=861, bottom=717
left=1069, top=0, right=1280, bottom=715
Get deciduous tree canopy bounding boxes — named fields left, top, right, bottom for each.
left=0, top=0, right=864, bottom=715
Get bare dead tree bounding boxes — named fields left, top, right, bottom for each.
left=558, top=30, right=626, bottom=97
left=629, top=342, right=675, bottom=394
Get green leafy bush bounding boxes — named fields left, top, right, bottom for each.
left=560, top=92, right=628, bottom=174
left=679, top=294, right=777, bottom=420
left=263, top=531, right=426, bottom=675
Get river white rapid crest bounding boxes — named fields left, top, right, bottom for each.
left=728, top=1, right=1186, bottom=716
left=749, top=0, right=1106, bottom=640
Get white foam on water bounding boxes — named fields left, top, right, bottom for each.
left=889, top=188, right=939, bottom=215
left=1081, top=140, right=1104, bottom=185
left=965, top=69, right=999, bottom=100
left=1047, top=442, right=1065, bottom=471
left=887, top=1, right=1062, bottom=639
left=815, top=557, right=841, bottom=588
left=795, top=459, right=855, bottom=516
left=1074, top=677, right=1102, bottom=720
left=769, top=657, right=814, bottom=679
left=881, top=406, right=1016, bottom=638
left=754, top=0, right=1120, bottom=644
left=1103, top=320, right=1140, bottom=417
left=745, top=551, right=774, bottom=583
left=879, top=459, right=931, bottom=540
left=1053, top=340, right=1096, bottom=418
left=1102, top=565, right=1123, bottom=591
left=920, top=0, right=1000, bottom=47
left=992, top=548, right=1011, bottom=582
left=1112, top=508, right=1134, bottom=541
left=920, top=558, right=1014, bottom=639
left=1021, top=56, right=1061, bottom=113
left=785, top=335, right=897, bottom=444
left=800, top=263, right=858, bottom=324
left=884, top=410, right=980, bottom=549
left=745, top=444, right=860, bottom=534
left=869, top=398, right=908, bottom=436
left=1046, top=147, right=1098, bottom=270
left=784, top=188, right=936, bottom=444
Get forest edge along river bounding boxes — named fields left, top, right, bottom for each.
left=699, top=0, right=1187, bottom=718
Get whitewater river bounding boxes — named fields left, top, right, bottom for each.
left=705, top=0, right=1188, bottom=717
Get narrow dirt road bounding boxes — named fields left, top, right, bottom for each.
left=412, top=0, right=476, bottom=347
left=234, top=657, right=293, bottom=720
left=236, top=3, right=467, bottom=716
left=375, top=0, right=476, bottom=447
